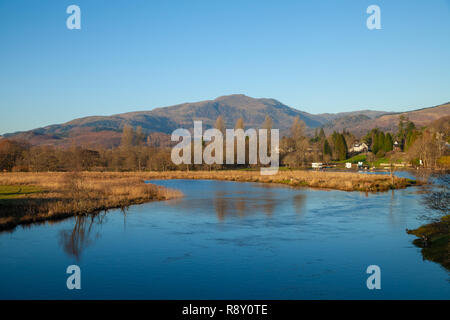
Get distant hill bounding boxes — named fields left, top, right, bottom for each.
left=2, top=95, right=449, bottom=147
left=2, top=95, right=323, bottom=147
left=323, top=102, right=450, bottom=136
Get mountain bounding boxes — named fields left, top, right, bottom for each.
left=314, top=110, right=388, bottom=124
left=322, top=102, right=450, bottom=136
left=2, top=95, right=322, bottom=147
left=2, top=95, right=449, bottom=147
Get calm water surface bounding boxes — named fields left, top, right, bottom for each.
left=0, top=176, right=448, bottom=299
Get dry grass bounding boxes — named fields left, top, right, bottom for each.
left=0, top=170, right=420, bottom=231
left=0, top=172, right=182, bottom=231
left=142, top=169, right=420, bottom=192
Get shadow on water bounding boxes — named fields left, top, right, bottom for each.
left=163, top=181, right=310, bottom=222
left=292, top=193, right=306, bottom=216
left=214, top=192, right=278, bottom=221
left=58, top=212, right=110, bottom=261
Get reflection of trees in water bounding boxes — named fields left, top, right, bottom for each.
left=214, top=196, right=228, bottom=221
left=292, top=193, right=306, bottom=216
left=59, top=212, right=107, bottom=260
left=213, top=191, right=278, bottom=221
left=409, top=171, right=449, bottom=274
left=262, top=200, right=276, bottom=216
left=387, top=189, right=397, bottom=226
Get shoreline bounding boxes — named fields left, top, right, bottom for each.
left=144, top=169, right=422, bottom=192
left=407, top=215, right=450, bottom=272
left=0, top=170, right=422, bottom=231
left=0, top=172, right=182, bottom=232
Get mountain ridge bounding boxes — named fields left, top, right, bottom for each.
left=2, top=95, right=449, bottom=147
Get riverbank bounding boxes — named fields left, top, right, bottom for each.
left=0, top=170, right=421, bottom=231
left=407, top=215, right=450, bottom=272
left=0, top=172, right=182, bottom=231
left=144, top=169, right=421, bottom=192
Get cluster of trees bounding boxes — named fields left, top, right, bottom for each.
left=0, top=115, right=448, bottom=172
left=383, top=115, right=449, bottom=168
left=362, top=128, right=394, bottom=157
left=330, top=131, right=348, bottom=161
left=397, top=115, right=418, bottom=151
left=405, top=125, right=448, bottom=168
left=281, top=122, right=357, bottom=165
left=0, top=139, right=175, bottom=172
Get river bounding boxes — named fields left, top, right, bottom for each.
left=0, top=175, right=448, bottom=299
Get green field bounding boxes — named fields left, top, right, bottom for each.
left=334, top=154, right=367, bottom=164
left=334, top=154, right=407, bottom=167
left=0, top=185, right=43, bottom=199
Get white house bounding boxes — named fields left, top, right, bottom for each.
left=349, top=141, right=368, bottom=154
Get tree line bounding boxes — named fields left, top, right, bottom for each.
left=0, top=115, right=448, bottom=172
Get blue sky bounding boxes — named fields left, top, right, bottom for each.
left=0, top=0, right=449, bottom=134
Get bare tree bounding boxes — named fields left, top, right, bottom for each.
left=121, top=124, right=135, bottom=149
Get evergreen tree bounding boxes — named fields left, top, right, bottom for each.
left=332, top=133, right=347, bottom=161
left=319, top=128, right=326, bottom=141
left=323, top=139, right=331, bottom=156
left=385, top=133, right=393, bottom=152
left=371, top=129, right=380, bottom=154
left=339, top=134, right=348, bottom=160
left=378, top=131, right=385, bottom=153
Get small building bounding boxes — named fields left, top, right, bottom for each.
left=349, top=141, right=369, bottom=154
left=312, top=162, right=323, bottom=169
left=393, top=141, right=402, bottom=152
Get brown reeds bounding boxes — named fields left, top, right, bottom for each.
left=0, top=172, right=182, bottom=231
left=0, top=170, right=420, bottom=231
left=142, top=169, right=420, bottom=192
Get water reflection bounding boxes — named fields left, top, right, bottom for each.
left=2, top=177, right=450, bottom=299
left=293, top=193, right=306, bottom=216
left=411, top=173, right=449, bottom=273
left=213, top=192, right=278, bottom=220
left=164, top=182, right=293, bottom=221
left=58, top=212, right=107, bottom=260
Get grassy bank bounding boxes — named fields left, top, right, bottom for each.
left=0, top=172, right=182, bottom=231
left=144, top=169, right=420, bottom=192
left=407, top=215, right=450, bottom=272
left=0, top=170, right=420, bottom=231
left=0, top=185, right=43, bottom=199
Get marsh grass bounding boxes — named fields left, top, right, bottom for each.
left=0, top=172, right=182, bottom=231
left=0, top=170, right=420, bottom=231
left=143, top=170, right=420, bottom=192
